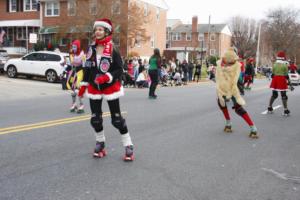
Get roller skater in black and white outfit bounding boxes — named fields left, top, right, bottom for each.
left=78, top=19, right=134, bottom=161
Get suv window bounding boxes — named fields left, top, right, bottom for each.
left=23, top=53, right=43, bottom=61
left=44, top=54, right=61, bottom=61
left=0, top=50, right=9, bottom=57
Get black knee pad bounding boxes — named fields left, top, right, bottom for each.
left=234, top=105, right=247, bottom=116
left=272, top=91, right=278, bottom=99
left=282, top=95, right=288, bottom=100
left=111, top=116, right=128, bottom=134
left=90, top=114, right=103, bottom=132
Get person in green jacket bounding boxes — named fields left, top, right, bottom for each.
left=148, top=48, right=161, bottom=99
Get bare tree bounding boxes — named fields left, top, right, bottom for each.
left=126, top=1, right=150, bottom=48
left=263, top=7, right=300, bottom=61
left=55, top=0, right=150, bottom=53
left=228, top=16, right=259, bottom=59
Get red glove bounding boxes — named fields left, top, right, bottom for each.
left=78, top=86, right=87, bottom=97
left=94, top=74, right=111, bottom=85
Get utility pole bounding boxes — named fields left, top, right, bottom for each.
left=255, top=22, right=262, bottom=74
left=207, top=15, right=211, bottom=62
left=26, top=25, right=28, bottom=53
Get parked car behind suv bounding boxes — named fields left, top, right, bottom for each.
left=0, top=49, right=10, bottom=73
left=4, top=51, right=67, bottom=83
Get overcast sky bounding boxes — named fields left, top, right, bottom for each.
left=164, top=0, right=300, bottom=24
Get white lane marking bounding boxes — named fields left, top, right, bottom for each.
left=261, top=105, right=282, bottom=114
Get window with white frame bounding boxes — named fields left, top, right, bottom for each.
left=198, top=33, right=204, bottom=41
left=68, top=0, right=76, bottom=16
left=144, top=3, right=148, bottom=16
left=17, top=27, right=38, bottom=40
left=186, top=33, right=191, bottom=41
left=172, top=33, right=181, bottom=41
left=24, top=0, right=37, bottom=11
left=9, top=0, right=17, bottom=12
left=210, top=33, right=216, bottom=41
left=151, top=34, right=155, bottom=48
left=89, top=0, right=97, bottom=15
left=17, top=27, right=26, bottom=40
left=45, top=2, right=60, bottom=17
left=210, top=49, right=216, bottom=55
left=135, top=32, right=141, bottom=47
left=156, top=8, right=160, bottom=22
left=112, top=0, right=121, bottom=15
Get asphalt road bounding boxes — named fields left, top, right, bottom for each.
left=0, top=75, right=300, bottom=200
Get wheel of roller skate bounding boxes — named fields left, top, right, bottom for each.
left=249, top=133, right=259, bottom=139
left=123, top=155, right=134, bottom=162
left=93, top=150, right=107, bottom=158
left=77, top=110, right=84, bottom=114
left=223, top=126, right=232, bottom=133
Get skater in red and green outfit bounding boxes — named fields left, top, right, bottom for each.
left=267, top=51, right=292, bottom=116
left=243, top=58, right=255, bottom=90
left=216, top=47, right=258, bottom=138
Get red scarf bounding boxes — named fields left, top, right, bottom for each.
left=95, top=35, right=113, bottom=57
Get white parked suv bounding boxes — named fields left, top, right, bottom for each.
left=288, top=71, right=300, bottom=85
left=4, top=51, right=68, bottom=83
left=0, top=49, right=9, bottom=72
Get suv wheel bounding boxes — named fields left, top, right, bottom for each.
left=7, top=65, right=17, bottom=78
left=46, top=70, right=57, bottom=83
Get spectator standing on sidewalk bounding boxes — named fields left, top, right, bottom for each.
left=188, top=60, right=194, bottom=82
left=194, top=60, right=202, bottom=82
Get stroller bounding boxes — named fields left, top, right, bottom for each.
left=173, top=70, right=183, bottom=86
left=160, top=67, right=172, bottom=87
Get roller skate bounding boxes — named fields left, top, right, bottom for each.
left=223, top=125, right=233, bottom=133
left=267, top=107, right=273, bottom=114
left=70, top=104, right=77, bottom=113
left=93, top=141, right=107, bottom=158
left=77, top=104, right=84, bottom=114
left=249, top=131, right=259, bottom=139
left=123, top=145, right=134, bottom=162
left=148, top=95, right=157, bottom=99
left=283, top=109, right=290, bottom=117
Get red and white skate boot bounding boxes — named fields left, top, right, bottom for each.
left=70, top=104, right=77, bottom=112
left=77, top=104, right=84, bottom=114
left=123, top=145, right=134, bottom=162
left=93, top=142, right=107, bottom=158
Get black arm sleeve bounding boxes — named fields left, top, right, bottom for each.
left=82, top=58, right=92, bottom=84
left=110, top=48, right=124, bottom=80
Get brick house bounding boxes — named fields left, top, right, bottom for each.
left=165, top=16, right=232, bottom=62
left=0, top=0, right=40, bottom=54
left=0, top=0, right=167, bottom=57
left=0, top=0, right=167, bottom=58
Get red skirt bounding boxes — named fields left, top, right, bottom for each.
left=244, top=75, right=252, bottom=82
left=86, top=81, right=124, bottom=100
left=270, top=75, right=288, bottom=91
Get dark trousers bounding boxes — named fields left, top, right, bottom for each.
left=148, top=69, right=158, bottom=96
